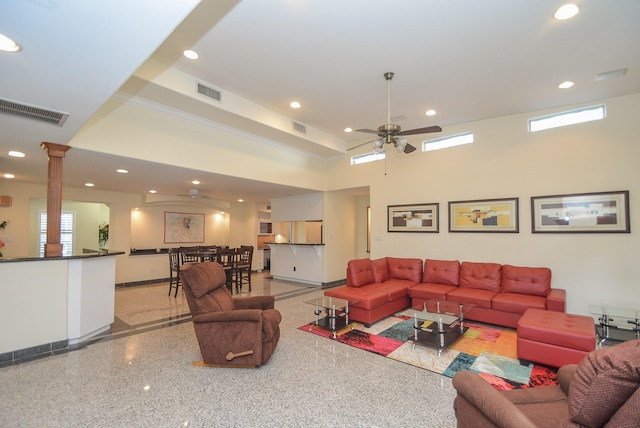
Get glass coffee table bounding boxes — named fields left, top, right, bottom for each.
left=304, top=296, right=358, bottom=338
left=399, top=300, right=474, bottom=350
left=589, top=304, right=640, bottom=345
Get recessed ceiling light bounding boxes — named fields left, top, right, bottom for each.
left=85, top=183, right=95, bottom=187
left=237, top=198, right=244, bottom=203
left=3, top=173, right=15, bottom=179
left=0, top=33, right=20, bottom=52
left=425, top=109, right=437, bottom=116
left=191, top=180, right=200, bottom=185
left=290, top=101, right=301, bottom=109
left=116, top=169, right=128, bottom=174
left=344, top=127, right=353, bottom=133
left=183, top=49, right=199, bottom=60
left=554, top=4, right=579, bottom=20
left=148, top=190, right=157, bottom=194
left=8, top=150, right=25, bottom=157
left=558, top=81, right=575, bottom=89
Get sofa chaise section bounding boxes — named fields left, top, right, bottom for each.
left=324, top=257, right=422, bottom=326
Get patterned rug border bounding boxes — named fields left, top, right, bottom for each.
left=299, top=314, right=558, bottom=390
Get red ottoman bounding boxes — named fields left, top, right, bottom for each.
left=517, top=308, right=596, bottom=368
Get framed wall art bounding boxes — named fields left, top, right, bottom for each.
left=531, top=190, right=630, bottom=233
left=164, top=211, right=205, bottom=243
left=387, top=203, right=439, bottom=233
left=449, top=197, right=519, bottom=233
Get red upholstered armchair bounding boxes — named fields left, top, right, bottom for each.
left=180, top=262, right=282, bottom=368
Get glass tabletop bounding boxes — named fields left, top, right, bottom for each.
left=304, top=296, right=356, bottom=310
left=398, top=300, right=474, bottom=327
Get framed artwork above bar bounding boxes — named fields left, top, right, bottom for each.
left=531, top=190, right=630, bottom=233
left=164, top=211, right=205, bottom=243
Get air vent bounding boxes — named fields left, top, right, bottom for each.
left=292, top=121, right=306, bottom=134
left=197, top=83, right=221, bottom=101
left=0, top=97, right=68, bottom=126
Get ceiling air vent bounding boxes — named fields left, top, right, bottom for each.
left=293, top=121, right=306, bottom=134
left=197, top=82, right=221, bottom=101
left=0, top=97, right=69, bottom=126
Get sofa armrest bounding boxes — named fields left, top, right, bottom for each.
left=452, top=371, right=538, bottom=428
left=192, top=309, right=263, bottom=324
left=557, top=364, right=577, bottom=396
left=546, top=288, right=566, bottom=312
left=233, top=295, right=275, bottom=310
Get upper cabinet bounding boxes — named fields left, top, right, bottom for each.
left=257, top=211, right=272, bottom=235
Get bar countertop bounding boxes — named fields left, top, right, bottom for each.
left=0, top=251, right=125, bottom=263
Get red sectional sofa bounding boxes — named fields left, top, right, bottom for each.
left=325, top=257, right=566, bottom=328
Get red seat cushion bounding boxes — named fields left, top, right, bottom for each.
left=459, top=262, right=502, bottom=292
left=501, top=264, right=551, bottom=296
left=409, top=283, right=457, bottom=300
left=387, top=257, right=423, bottom=282
left=446, top=287, right=497, bottom=309
left=347, top=258, right=374, bottom=287
left=491, top=292, right=546, bottom=314
left=422, top=259, right=460, bottom=285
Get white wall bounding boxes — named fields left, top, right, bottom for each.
left=326, top=93, right=640, bottom=316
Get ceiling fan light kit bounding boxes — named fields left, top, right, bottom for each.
left=348, top=72, right=442, bottom=154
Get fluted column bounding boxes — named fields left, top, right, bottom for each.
left=40, top=142, right=71, bottom=257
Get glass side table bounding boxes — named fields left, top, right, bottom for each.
left=304, top=296, right=358, bottom=338
left=589, top=304, right=640, bottom=345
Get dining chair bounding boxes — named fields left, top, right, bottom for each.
left=180, top=246, right=201, bottom=266
left=235, top=245, right=253, bottom=292
left=215, top=247, right=236, bottom=294
left=168, top=248, right=183, bottom=297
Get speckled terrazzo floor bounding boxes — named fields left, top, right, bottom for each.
left=0, top=273, right=458, bottom=427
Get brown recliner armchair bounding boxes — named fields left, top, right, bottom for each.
left=180, top=262, right=282, bottom=368
left=452, top=339, right=640, bottom=428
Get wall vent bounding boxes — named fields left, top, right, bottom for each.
left=0, top=97, right=68, bottom=126
left=197, top=83, right=222, bottom=101
left=292, top=121, right=306, bottom=134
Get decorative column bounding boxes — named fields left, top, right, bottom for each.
left=40, top=142, right=71, bottom=257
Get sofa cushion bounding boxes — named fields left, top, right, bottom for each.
left=446, top=287, right=497, bottom=309
left=387, top=257, right=423, bottom=282
left=568, top=340, right=640, bottom=427
left=371, top=258, right=390, bottom=283
left=347, top=258, right=374, bottom=287
left=422, top=259, right=460, bottom=285
left=409, top=283, right=457, bottom=301
left=501, top=264, right=551, bottom=296
left=459, top=262, right=502, bottom=292
left=491, top=292, right=546, bottom=314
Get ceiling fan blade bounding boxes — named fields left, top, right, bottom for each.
left=403, top=143, right=417, bottom=154
left=354, top=128, right=380, bottom=135
left=400, top=125, right=442, bottom=136
left=347, top=138, right=380, bottom=151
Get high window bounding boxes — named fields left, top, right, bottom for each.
left=351, top=150, right=386, bottom=165
left=529, top=105, right=605, bottom=132
left=423, top=132, right=474, bottom=152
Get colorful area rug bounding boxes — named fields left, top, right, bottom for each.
left=299, top=312, right=558, bottom=390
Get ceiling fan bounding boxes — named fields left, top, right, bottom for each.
left=348, top=72, right=442, bottom=154
left=178, top=188, right=211, bottom=200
